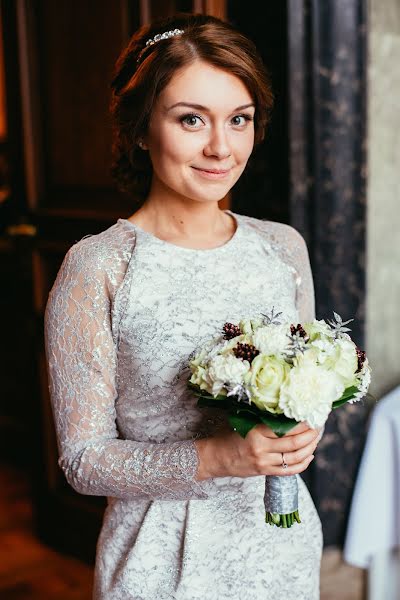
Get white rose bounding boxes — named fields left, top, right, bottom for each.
left=279, top=363, right=345, bottom=428
left=252, top=324, right=291, bottom=356
left=245, top=354, right=290, bottom=413
left=207, top=353, right=250, bottom=396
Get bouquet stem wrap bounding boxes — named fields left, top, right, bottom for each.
left=264, top=475, right=300, bottom=527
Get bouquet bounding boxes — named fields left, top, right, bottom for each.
left=188, top=309, right=372, bottom=528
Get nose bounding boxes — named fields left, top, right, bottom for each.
left=203, top=124, right=232, bottom=160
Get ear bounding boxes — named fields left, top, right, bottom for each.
left=138, top=135, right=149, bottom=150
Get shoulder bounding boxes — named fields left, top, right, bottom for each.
left=50, top=220, right=137, bottom=297
left=67, top=220, right=137, bottom=272
left=237, top=213, right=308, bottom=251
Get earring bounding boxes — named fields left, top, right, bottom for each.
left=138, top=140, right=145, bottom=149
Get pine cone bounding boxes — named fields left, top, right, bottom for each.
left=233, top=342, right=259, bottom=363
left=290, top=323, right=309, bottom=340
left=356, top=347, right=366, bottom=372
left=222, top=322, right=241, bottom=339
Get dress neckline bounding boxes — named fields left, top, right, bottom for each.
left=117, top=209, right=242, bottom=254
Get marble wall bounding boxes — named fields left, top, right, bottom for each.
left=367, top=0, right=400, bottom=399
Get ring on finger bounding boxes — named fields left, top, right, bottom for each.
left=281, top=452, right=288, bottom=469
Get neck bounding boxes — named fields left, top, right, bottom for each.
left=134, top=198, right=231, bottom=240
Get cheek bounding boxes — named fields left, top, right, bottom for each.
left=150, top=125, right=202, bottom=166
left=235, top=130, right=255, bottom=160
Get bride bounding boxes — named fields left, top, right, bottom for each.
left=44, top=12, right=323, bottom=600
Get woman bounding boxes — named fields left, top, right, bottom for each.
left=44, top=12, right=323, bottom=600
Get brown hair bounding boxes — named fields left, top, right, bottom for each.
left=109, top=13, right=274, bottom=202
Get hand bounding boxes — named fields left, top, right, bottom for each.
left=195, top=421, right=321, bottom=481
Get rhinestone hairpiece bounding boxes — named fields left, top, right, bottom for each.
left=145, top=28, right=184, bottom=47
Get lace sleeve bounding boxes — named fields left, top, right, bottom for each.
left=239, top=215, right=316, bottom=322
left=284, top=225, right=315, bottom=323
left=262, top=221, right=316, bottom=323
left=44, top=242, right=209, bottom=501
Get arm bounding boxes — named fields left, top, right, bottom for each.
left=279, top=224, right=316, bottom=324
left=44, top=242, right=210, bottom=500
left=242, top=215, right=316, bottom=323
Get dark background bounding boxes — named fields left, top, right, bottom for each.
left=0, top=0, right=369, bottom=563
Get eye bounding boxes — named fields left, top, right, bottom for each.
left=231, top=114, right=254, bottom=127
left=179, top=113, right=204, bottom=128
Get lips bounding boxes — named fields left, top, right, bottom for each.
left=191, top=167, right=231, bottom=180
left=192, top=167, right=231, bottom=174
left=193, top=167, right=229, bottom=175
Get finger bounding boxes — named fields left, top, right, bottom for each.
left=254, top=423, right=279, bottom=438
left=270, top=428, right=320, bottom=453
left=256, top=421, right=315, bottom=440
left=285, top=421, right=310, bottom=436
left=272, top=436, right=319, bottom=467
left=268, top=454, right=315, bottom=477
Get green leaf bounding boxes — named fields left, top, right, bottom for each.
left=196, top=396, right=234, bottom=410
left=340, top=385, right=359, bottom=399
left=258, top=413, right=299, bottom=438
left=228, top=412, right=260, bottom=438
left=190, top=381, right=300, bottom=438
left=332, top=385, right=359, bottom=409
left=233, top=406, right=261, bottom=419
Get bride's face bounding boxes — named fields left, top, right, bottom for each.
left=143, top=59, right=255, bottom=204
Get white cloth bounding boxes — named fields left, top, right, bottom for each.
left=343, top=385, right=400, bottom=568
left=44, top=210, right=323, bottom=600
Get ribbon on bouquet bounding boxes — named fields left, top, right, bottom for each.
left=264, top=475, right=298, bottom=515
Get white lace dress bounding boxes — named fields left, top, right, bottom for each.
left=44, top=209, right=323, bottom=600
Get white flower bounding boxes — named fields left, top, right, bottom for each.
left=298, top=335, right=358, bottom=388
left=252, top=324, right=291, bottom=356
left=219, top=334, right=250, bottom=355
left=191, top=334, right=240, bottom=365
left=349, top=358, right=372, bottom=403
left=207, top=353, right=250, bottom=396
left=189, top=346, right=210, bottom=369
left=245, top=354, right=290, bottom=413
left=279, top=363, right=345, bottom=428
left=303, top=319, right=335, bottom=341
left=189, top=364, right=211, bottom=392
left=328, top=338, right=358, bottom=386
left=308, top=338, right=335, bottom=362
left=312, top=337, right=358, bottom=387
left=239, top=317, right=263, bottom=335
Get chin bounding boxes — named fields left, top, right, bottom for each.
left=184, top=183, right=233, bottom=203
left=187, top=191, right=230, bottom=204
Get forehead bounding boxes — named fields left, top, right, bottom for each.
left=159, top=60, right=253, bottom=110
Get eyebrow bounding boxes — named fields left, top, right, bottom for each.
left=165, top=102, right=255, bottom=112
